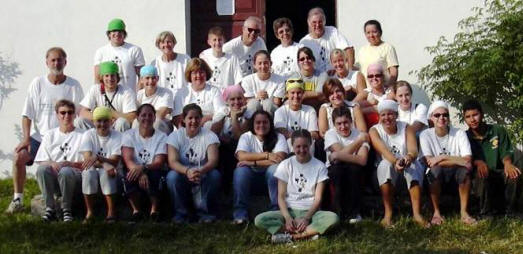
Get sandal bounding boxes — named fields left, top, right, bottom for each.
left=461, top=215, right=477, bottom=225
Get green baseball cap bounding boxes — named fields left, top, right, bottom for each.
left=99, top=61, right=119, bottom=76
left=107, top=18, right=126, bottom=31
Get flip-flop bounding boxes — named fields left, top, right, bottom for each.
left=430, top=216, right=444, bottom=226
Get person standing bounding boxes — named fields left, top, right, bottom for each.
left=94, top=18, right=145, bottom=91
left=6, top=47, right=84, bottom=214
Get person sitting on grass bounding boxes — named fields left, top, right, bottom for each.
left=77, top=61, right=137, bottom=132
left=255, top=129, right=339, bottom=243
left=463, top=99, right=521, bottom=216
left=121, top=104, right=167, bottom=223
left=135, top=65, right=174, bottom=134
left=420, top=100, right=476, bottom=225
left=324, top=106, right=370, bottom=223
left=369, top=100, right=427, bottom=228
left=232, top=110, right=288, bottom=225
left=166, top=103, right=221, bottom=223
left=79, top=106, right=122, bottom=224
left=35, top=99, right=85, bottom=222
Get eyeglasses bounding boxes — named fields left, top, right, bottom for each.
left=367, top=74, right=383, bottom=79
left=286, top=79, right=304, bottom=84
left=433, top=113, right=449, bottom=118
left=59, top=110, right=74, bottom=116
left=299, top=56, right=312, bottom=62
left=246, top=28, right=261, bottom=34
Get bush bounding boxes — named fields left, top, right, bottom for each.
left=416, top=0, right=523, bottom=143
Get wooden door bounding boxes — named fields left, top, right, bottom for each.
left=190, top=0, right=266, bottom=57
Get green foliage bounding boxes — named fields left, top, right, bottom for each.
left=417, top=0, right=523, bottom=143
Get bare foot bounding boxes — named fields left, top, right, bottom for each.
left=430, top=214, right=444, bottom=226
left=380, top=217, right=393, bottom=228
left=413, top=215, right=430, bottom=228
left=461, top=214, right=477, bottom=225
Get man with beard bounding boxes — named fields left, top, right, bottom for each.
left=6, top=47, right=84, bottom=214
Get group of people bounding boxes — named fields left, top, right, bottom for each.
left=6, top=6, right=521, bottom=243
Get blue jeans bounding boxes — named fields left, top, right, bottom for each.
left=166, top=169, right=221, bottom=222
left=232, top=165, right=279, bottom=220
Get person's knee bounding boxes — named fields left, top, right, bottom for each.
left=207, top=170, right=221, bottom=184
left=58, top=167, right=76, bottom=179
left=36, top=165, right=51, bottom=179
left=14, top=149, right=31, bottom=166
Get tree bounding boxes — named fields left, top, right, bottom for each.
left=417, top=0, right=523, bottom=143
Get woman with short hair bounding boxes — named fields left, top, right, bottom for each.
left=151, top=31, right=191, bottom=93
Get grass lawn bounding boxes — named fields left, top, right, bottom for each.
left=0, top=179, right=522, bottom=253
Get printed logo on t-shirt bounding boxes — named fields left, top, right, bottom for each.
left=185, top=148, right=199, bottom=166
left=390, top=145, right=400, bottom=156
left=241, top=55, right=253, bottom=75
left=97, top=148, right=107, bottom=158
left=294, top=173, right=307, bottom=193
left=490, top=136, right=499, bottom=149
left=211, top=66, right=221, bottom=84
left=166, top=72, right=177, bottom=89
left=283, top=56, right=294, bottom=73
left=59, top=142, right=72, bottom=161
left=319, top=46, right=326, bottom=64
left=439, top=148, right=450, bottom=156
left=138, top=149, right=151, bottom=163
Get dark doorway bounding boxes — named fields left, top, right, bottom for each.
left=265, top=0, right=336, bottom=51
left=190, top=0, right=265, bottom=57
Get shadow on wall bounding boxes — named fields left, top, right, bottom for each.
left=0, top=53, right=21, bottom=177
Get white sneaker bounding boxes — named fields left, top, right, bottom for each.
left=5, top=198, right=24, bottom=214
left=349, top=214, right=363, bottom=224
left=271, top=233, right=292, bottom=244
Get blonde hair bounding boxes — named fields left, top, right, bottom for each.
left=330, top=48, right=346, bottom=62
left=155, top=31, right=177, bottom=49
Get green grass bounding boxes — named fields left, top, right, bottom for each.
left=0, top=179, right=522, bottom=254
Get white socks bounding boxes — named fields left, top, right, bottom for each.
left=14, top=193, right=23, bottom=202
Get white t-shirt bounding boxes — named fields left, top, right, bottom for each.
left=34, top=127, right=85, bottom=163
left=94, top=42, right=145, bottom=91
left=324, top=127, right=369, bottom=167
left=172, top=83, right=225, bottom=116
left=136, top=87, right=173, bottom=111
left=166, top=127, right=219, bottom=167
left=80, top=84, right=137, bottom=114
left=299, top=26, right=353, bottom=72
left=211, top=107, right=250, bottom=139
left=121, top=128, right=167, bottom=165
left=290, top=70, right=328, bottom=93
left=236, top=131, right=288, bottom=155
left=270, top=42, right=301, bottom=78
left=199, top=49, right=243, bottom=91
left=150, top=53, right=190, bottom=94
left=274, top=104, right=318, bottom=132
left=22, top=75, right=84, bottom=141
left=420, top=127, right=472, bottom=158
left=241, top=73, right=286, bottom=99
left=332, top=70, right=360, bottom=91
left=274, top=156, right=329, bottom=210
left=223, top=36, right=267, bottom=76
left=365, top=88, right=390, bottom=103
left=79, top=129, right=122, bottom=160
left=320, top=100, right=356, bottom=130
left=372, top=121, right=408, bottom=159
left=398, top=103, right=428, bottom=126
left=356, top=42, right=399, bottom=87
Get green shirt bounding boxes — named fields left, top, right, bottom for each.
left=466, top=124, right=514, bottom=172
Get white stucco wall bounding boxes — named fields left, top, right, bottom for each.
left=0, top=0, right=190, bottom=177
left=337, top=0, right=480, bottom=123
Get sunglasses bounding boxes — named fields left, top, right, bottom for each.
left=299, top=56, right=312, bottom=62
left=367, top=74, right=383, bottom=79
left=286, top=79, right=304, bottom=84
left=433, top=113, right=449, bottom=118
left=59, top=110, right=74, bottom=116
left=247, top=28, right=261, bottom=34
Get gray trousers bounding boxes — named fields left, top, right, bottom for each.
left=247, top=98, right=278, bottom=116
left=36, top=165, right=81, bottom=211
left=75, top=116, right=131, bottom=132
